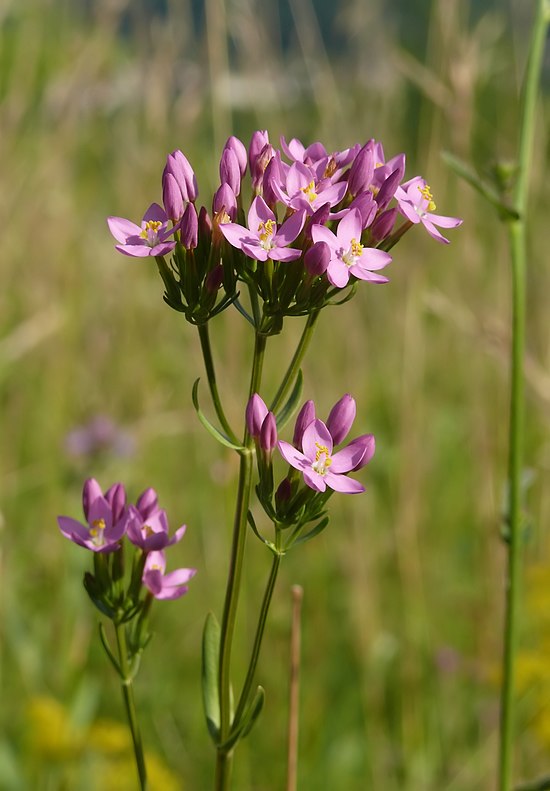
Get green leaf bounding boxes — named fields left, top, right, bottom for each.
left=192, top=379, right=244, bottom=450
left=325, top=282, right=357, bottom=307
left=287, top=516, right=330, bottom=550
left=441, top=151, right=520, bottom=220
left=273, top=370, right=303, bottom=430
left=202, top=612, right=221, bottom=744
left=233, top=298, right=256, bottom=326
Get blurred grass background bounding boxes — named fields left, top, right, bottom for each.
left=1, top=0, right=549, bottom=788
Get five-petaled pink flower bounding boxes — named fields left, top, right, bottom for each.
left=58, top=478, right=129, bottom=552
left=220, top=196, right=306, bottom=261
left=108, top=203, right=177, bottom=257
left=395, top=177, right=462, bottom=244
left=278, top=419, right=374, bottom=494
left=142, top=550, right=197, bottom=600
left=127, top=505, right=187, bottom=552
left=311, top=208, right=392, bottom=288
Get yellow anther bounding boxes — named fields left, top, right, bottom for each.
left=258, top=219, right=275, bottom=244
left=314, top=442, right=332, bottom=469
left=301, top=181, right=318, bottom=202
left=140, top=220, right=163, bottom=239
left=144, top=525, right=154, bottom=537
left=350, top=238, right=363, bottom=257
left=90, top=518, right=106, bottom=538
left=418, top=184, right=436, bottom=212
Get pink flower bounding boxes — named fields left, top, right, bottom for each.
left=107, top=204, right=177, bottom=258
left=220, top=196, right=305, bottom=262
left=127, top=506, right=186, bottom=552
left=58, top=478, right=129, bottom=552
left=395, top=177, right=462, bottom=243
left=278, top=419, right=373, bottom=494
left=272, top=161, right=347, bottom=215
left=311, top=208, right=391, bottom=287
left=142, top=551, right=196, bottom=600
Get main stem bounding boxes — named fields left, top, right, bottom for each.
left=215, top=331, right=267, bottom=789
left=114, top=622, right=147, bottom=790
left=498, top=3, right=548, bottom=789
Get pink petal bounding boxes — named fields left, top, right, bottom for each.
left=336, top=208, right=362, bottom=244
left=219, top=222, right=248, bottom=249
left=269, top=247, right=302, bottom=262
left=422, top=218, right=451, bottom=244
left=326, top=259, right=350, bottom=288
left=241, top=242, right=269, bottom=261
left=311, top=224, right=338, bottom=250
left=150, top=242, right=176, bottom=256
left=330, top=443, right=369, bottom=473
left=274, top=210, right=306, bottom=245
left=302, top=420, right=333, bottom=460
left=277, top=440, right=308, bottom=470
left=302, top=468, right=326, bottom=492
left=357, top=248, right=392, bottom=271
left=427, top=213, right=463, bottom=229
left=248, top=195, right=275, bottom=232
left=58, top=516, right=89, bottom=543
left=142, top=203, right=168, bottom=223
left=107, top=217, right=142, bottom=243
left=397, top=201, right=421, bottom=225
left=115, top=244, right=152, bottom=257
left=286, top=162, right=311, bottom=196
left=324, top=471, right=365, bottom=494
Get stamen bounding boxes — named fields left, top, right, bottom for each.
left=312, top=442, right=332, bottom=475
left=418, top=184, right=436, bottom=212
left=140, top=220, right=163, bottom=239
left=301, top=181, right=318, bottom=203
left=258, top=219, right=276, bottom=248
left=324, top=159, right=337, bottom=178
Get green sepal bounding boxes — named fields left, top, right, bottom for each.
left=232, top=298, right=255, bottom=327
left=202, top=612, right=221, bottom=743
left=219, top=686, right=265, bottom=751
left=247, top=510, right=278, bottom=555
left=441, top=151, right=520, bottom=221
left=192, top=379, right=244, bottom=450
left=272, top=370, right=303, bottom=430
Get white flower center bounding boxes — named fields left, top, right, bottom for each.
left=258, top=219, right=276, bottom=250
left=341, top=238, right=363, bottom=268
left=90, top=518, right=106, bottom=546
left=311, top=442, right=332, bottom=476
left=140, top=220, right=163, bottom=247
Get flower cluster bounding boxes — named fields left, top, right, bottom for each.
left=245, top=392, right=375, bottom=551
left=108, top=132, right=462, bottom=332
left=58, top=479, right=195, bottom=602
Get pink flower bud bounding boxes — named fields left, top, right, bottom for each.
left=181, top=203, right=198, bottom=249
left=162, top=171, right=185, bottom=222
left=350, top=190, right=377, bottom=228
left=224, top=135, right=247, bottom=177
left=262, top=155, right=281, bottom=208
left=198, top=206, right=213, bottom=239
left=306, top=203, right=330, bottom=237
left=219, top=148, right=241, bottom=196
left=248, top=130, right=270, bottom=172
left=370, top=208, right=397, bottom=243
left=82, top=478, right=102, bottom=520
left=376, top=168, right=401, bottom=211
left=275, top=477, right=292, bottom=506
left=345, top=434, right=375, bottom=471
left=260, top=412, right=277, bottom=452
left=347, top=140, right=375, bottom=197
left=105, top=482, right=127, bottom=523
left=166, top=149, right=198, bottom=202
left=136, top=487, right=159, bottom=519
left=304, top=242, right=330, bottom=276
left=326, top=394, right=356, bottom=445
left=293, top=400, right=315, bottom=448
left=251, top=143, right=275, bottom=191
left=213, top=183, right=237, bottom=222
left=246, top=394, right=269, bottom=438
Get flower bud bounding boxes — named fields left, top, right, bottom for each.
left=181, top=203, right=198, bottom=250
left=260, top=412, right=278, bottom=452
left=136, top=487, right=159, bottom=520
left=166, top=149, right=198, bottom=202
left=375, top=168, right=401, bottom=210
left=251, top=143, right=275, bottom=192
left=326, top=394, right=356, bottom=445
left=345, top=434, right=376, bottom=471
left=248, top=129, right=270, bottom=172
left=83, top=478, right=102, bottom=520
left=262, top=155, right=281, bottom=208
left=350, top=190, right=377, bottom=228
left=105, top=482, right=126, bottom=523
left=162, top=171, right=185, bottom=223
left=246, top=394, right=268, bottom=438
left=304, top=242, right=330, bottom=277
left=198, top=206, right=213, bottom=239
left=306, top=203, right=330, bottom=238
left=293, top=400, right=315, bottom=448
left=275, top=477, right=292, bottom=507
left=370, top=208, right=397, bottom=243
left=213, top=183, right=237, bottom=222
left=347, top=140, right=375, bottom=197
left=219, top=148, right=241, bottom=196
left=224, top=135, right=247, bottom=177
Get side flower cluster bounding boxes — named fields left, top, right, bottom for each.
left=58, top=479, right=196, bottom=602
left=107, top=132, right=462, bottom=331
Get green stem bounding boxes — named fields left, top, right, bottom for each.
left=516, top=775, right=550, bottom=791
left=233, top=550, right=282, bottom=727
left=215, top=331, right=267, bottom=789
left=270, top=309, right=320, bottom=414
left=498, top=3, right=548, bottom=790
left=114, top=622, right=147, bottom=790
left=198, top=323, right=239, bottom=445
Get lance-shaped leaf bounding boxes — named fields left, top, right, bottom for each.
left=286, top=516, right=330, bottom=550
left=220, top=686, right=265, bottom=751
left=192, top=379, right=243, bottom=450
left=202, top=612, right=221, bottom=743
left=441, top=151, right=520, bottom=221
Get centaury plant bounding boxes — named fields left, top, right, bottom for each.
left=61, top=129, right=461, bottom=789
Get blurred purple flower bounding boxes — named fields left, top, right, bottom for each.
left=58, top=478, right=129, bottom=552
left=127, top=506, right=186, bottom=552
left=64, top=415, right=134, bottom=459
